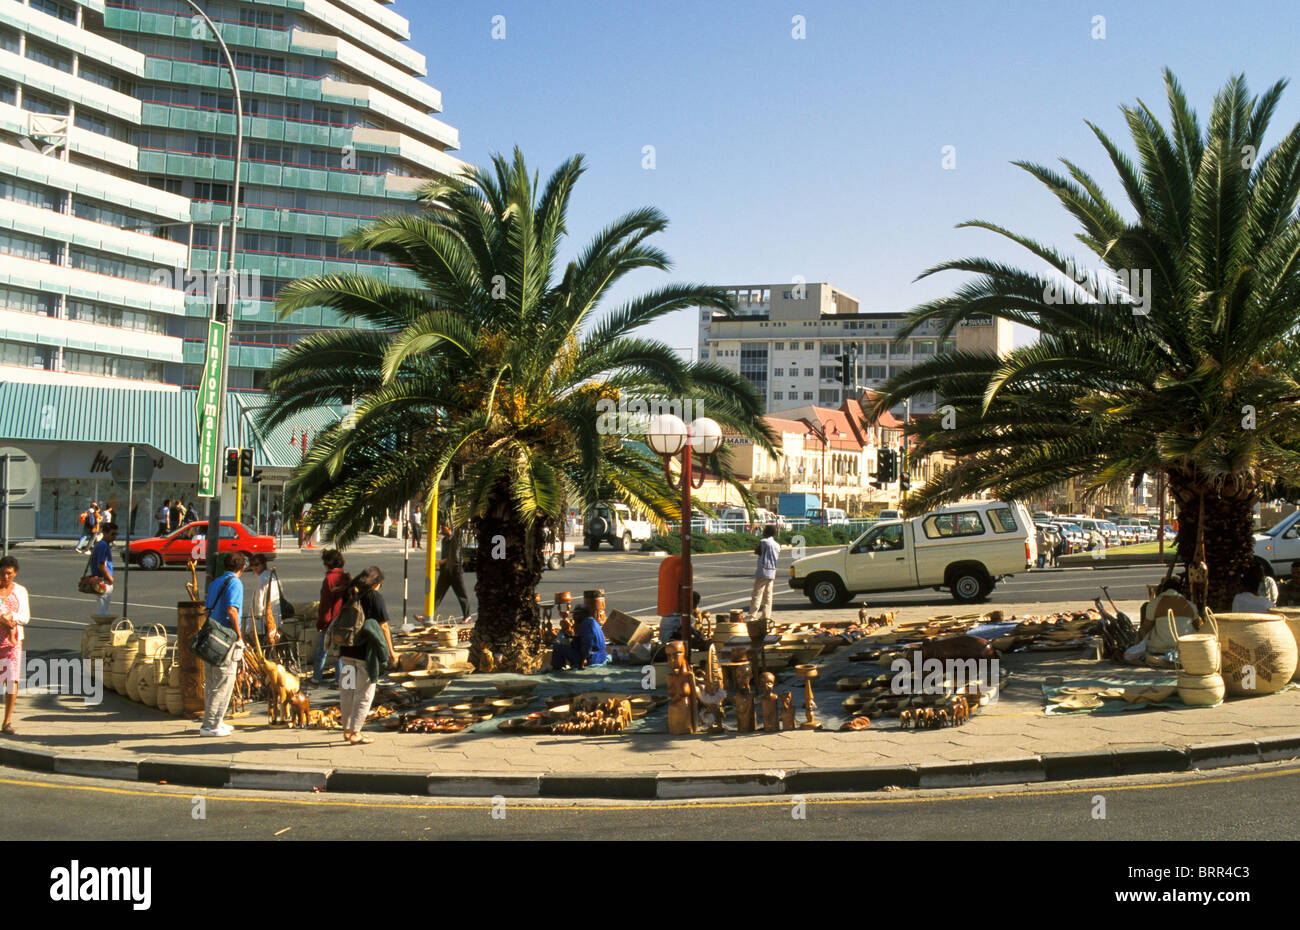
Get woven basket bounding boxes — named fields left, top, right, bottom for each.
left=138, top=623, right=168, bottom=662
left=124, top=658, right=144, bottom=702
left=1164, top=610, right=1220, bottom=675
left=137, top=661, right=160, bottom=707
left=1213, top=611, right=1299, bottom=695
left=1177, top=671, right=1225, bottom=706
left=103, top=619, right=134, bottom=692
left=154, top=646, right=177, bottom=709
left=1268, top=608, right=1300, bottom=681
left=111, top=641, right=139, bottom=694
left=81, top=623, right=109, bottom=661
left=164, top=685, right=183, bottom=715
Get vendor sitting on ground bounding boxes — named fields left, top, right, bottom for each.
left=550, top=605, right=608, bottom=671
left=1231, top=562, right=1278, bottom=613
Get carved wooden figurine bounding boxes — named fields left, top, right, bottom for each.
left=796, top=664, right=819, bottom=729
left=780, top=691, right=796, bottom=730
left=734, top=680, right=756, bottom=732
left=760, top=672, right=780, bottom=732
left=665, top=640, right=696, bottom=735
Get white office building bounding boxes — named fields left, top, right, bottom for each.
left=698, top=282, right=1014, bottom=415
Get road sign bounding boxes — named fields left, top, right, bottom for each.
left=196, top=319, right=227, bottom=498
left=111, top=447, right=154, bottom=487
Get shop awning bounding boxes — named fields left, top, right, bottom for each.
left=0, top=382, right=343, bottom=469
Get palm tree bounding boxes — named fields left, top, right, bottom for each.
left=871, top=70, right=1300, bottom=610
left=259, top=149, right=775, bottom=671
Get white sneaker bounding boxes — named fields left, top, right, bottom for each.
left=199, top=724, right=233, bottom=737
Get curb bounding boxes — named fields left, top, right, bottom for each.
left=2, top=735, right=1298, bottom=800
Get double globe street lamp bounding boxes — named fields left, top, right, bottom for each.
left=646, top=414, right=723, bottom=664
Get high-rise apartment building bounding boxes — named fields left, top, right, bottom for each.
left=0, top=0, right=463, bottom=536
left=698, top=282, right=1014, bottom=415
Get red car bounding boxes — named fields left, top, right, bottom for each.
left=127, top=521, right=277, bottom=570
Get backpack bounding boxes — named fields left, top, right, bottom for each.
left=328, top=599, right=366, bottom=650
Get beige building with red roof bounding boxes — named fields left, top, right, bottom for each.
left=693, top=391, right=950, bottom=515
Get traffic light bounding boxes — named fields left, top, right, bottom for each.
left=900, top=472, right=911, bottom=492
left=225, top=447, right=239, bottom=477
left=838, top=354, right=852, bottom=388
left=239, top=447, right=253, bottom=478
left=877, top=448, right=896, bottom=484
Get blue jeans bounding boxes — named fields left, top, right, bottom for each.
left=312, top=629, right=329, bottom=680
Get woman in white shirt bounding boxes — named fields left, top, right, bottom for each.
left=244, top=553, right=282, bottom=645
left=0, top=555, right=31, bottom=734
left=1231, top=563, right=1278, bottom=613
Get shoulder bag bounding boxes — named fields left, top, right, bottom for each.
left=78, top=549, right=106, bottom=595
left=271, top=568, right=295, bottom=619
left=191, top=576, right=240, bottom=666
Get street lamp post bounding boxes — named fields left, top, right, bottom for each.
left=647, top=414, right=722, bottom=667
left=183, top=0, right=244, bottom=586
left=800, top=419, right=838, bottom=522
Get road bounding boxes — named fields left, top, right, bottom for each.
left=9, top=543, right=1166, bottom=654
left=0, top=762, right=1294, bottom=841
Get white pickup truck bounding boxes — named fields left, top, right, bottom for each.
left=584, top=502, right=656, bottom=551
left=789, top=500, right=1036, bottom=606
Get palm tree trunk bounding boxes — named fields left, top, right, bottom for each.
left=472, top=490, right=547, bottom=673
left=1168, top=474, right=1257, bottom=611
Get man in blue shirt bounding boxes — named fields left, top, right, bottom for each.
left=200, top=552, right=246, bottom=737
left=89, top=523, right=117, bottom=615
left=748, top=525, right=781, bottom=622
left=550, top=605, right=608, bottom=670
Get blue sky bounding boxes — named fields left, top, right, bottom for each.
left=402, top=0, right=1300, bottom=354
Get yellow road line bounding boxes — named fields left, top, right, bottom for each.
left=1, top=763, right=1297, bottom=813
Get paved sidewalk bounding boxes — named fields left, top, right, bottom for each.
left=4, top=598, right=1298, bottom=798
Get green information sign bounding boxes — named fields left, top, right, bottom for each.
left=195, top=320, right=227, bottom=498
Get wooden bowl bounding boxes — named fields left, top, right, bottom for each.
left=429, top=662, right=475, bottom=679
left=493, top=679, right=538, bottom=697
left=403, top=676, right=450, bottom=698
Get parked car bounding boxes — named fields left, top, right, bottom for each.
left=1255, top=509, right=1300, bottom=576
left=878, top=509, right=902, bottom=521
left=1069, top=517, right=1120, bottom=547
left=717, top=506, right=786, bottom=532
left=790, top=500, right=1035, bottom=606
left=584, top=502, right=655, bottom=551
left=805, top=507, right=850, bottom=527
left=1049, top=521, right=1084, bottom=553
left=127, top=520, right=276, bottom=569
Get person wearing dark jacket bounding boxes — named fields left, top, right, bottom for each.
left=434, top=523, right=471, bottom=621
left=336, top=566, right=396, bottom=744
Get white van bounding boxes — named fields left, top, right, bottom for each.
left=805, top=507, right=849, bottom=527
left=790, top=500, right=1035, bottom=606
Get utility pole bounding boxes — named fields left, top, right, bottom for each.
left=184, top=1, right=244, bottom=586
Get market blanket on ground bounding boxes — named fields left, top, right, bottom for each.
left=1042, top=676, right=1194, bottom=714
left=443, top=660, right=850, bottom=734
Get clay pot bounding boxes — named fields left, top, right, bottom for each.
left=1213, top=612, right=1299, bottom=695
